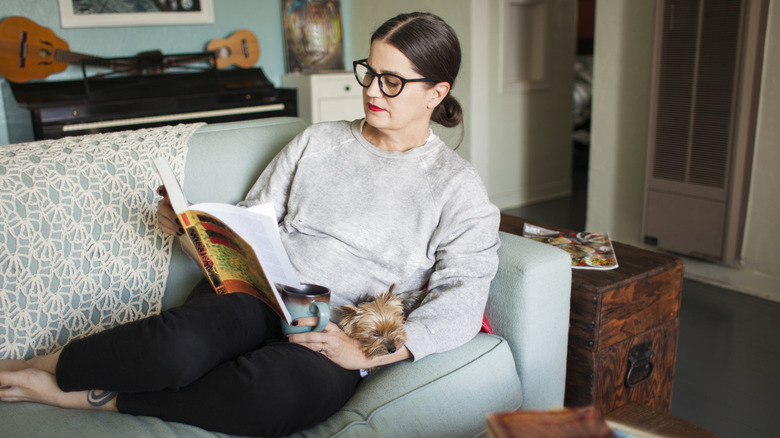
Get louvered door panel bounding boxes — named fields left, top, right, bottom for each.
left=689, top=0, right=740, bottom=189
left=642, top=0, right=766, bottom=263
left=651, top=0, right=698, bottom=183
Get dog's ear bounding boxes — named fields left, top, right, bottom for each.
left=339, top=304, right=359, bottom=318
left=379, top=288, right=395, bottom=302
left=379, top=288, right=405, bottom=313
left=336, top=304, right=361, bottom=333
left=335, top=304, right=357, bottom=323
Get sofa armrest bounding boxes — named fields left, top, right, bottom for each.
left=486, top=231, right=572, bottom=410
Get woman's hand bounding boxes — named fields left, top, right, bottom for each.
left=287, top=319, right=411, bottom=370
left=156, top=185, right=183, bottom=236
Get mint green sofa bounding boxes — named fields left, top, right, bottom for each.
left=0, top=117, right=571, bottom=437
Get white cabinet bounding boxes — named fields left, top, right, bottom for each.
left=282, top=72, right=365, bottom=123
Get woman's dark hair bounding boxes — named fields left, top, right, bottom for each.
left=371, top=12, right=463, bottom=129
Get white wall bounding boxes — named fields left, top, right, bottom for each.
left=586, top=0, right=655, bottom=244
left=741, top=0, right=780, bottom=279
left=589, top=0, right=780, bottom=285
left=349, top=0, right=576, bottom=210
left=473, top=0, right=576, bottom=209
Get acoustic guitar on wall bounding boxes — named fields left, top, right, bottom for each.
left=0, top=16, right=260, bottom=83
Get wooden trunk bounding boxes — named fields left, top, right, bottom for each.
left=499, top=214, right=684, bottom=415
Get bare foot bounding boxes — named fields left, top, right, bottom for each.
left=0, top=369, right=68, bottom=406
left=0, top=369, right=118, bottom=412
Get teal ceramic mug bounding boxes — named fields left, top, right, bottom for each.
left=280, top=284, right=330, bottom=335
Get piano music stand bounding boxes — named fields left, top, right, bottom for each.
left=78, top=51, right=224, bottom=100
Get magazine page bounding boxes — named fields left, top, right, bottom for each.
left=152, top=157, right=189, bottom=213
left=523, top=223, right=618, bottom=270
left=153, top=158, right=300, bottom=322
left=182, top=209, right=293, bottom=323
left=153, top=157, right=300, bottom=287
left=191, top=202, right=301, bottom=289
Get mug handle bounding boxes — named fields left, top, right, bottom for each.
left=309, top=301, right=330, bottom=332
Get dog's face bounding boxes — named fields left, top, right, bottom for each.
left=338, top=289, right=408, bottom=358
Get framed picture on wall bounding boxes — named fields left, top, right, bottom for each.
left=59, top=0, right=215, bottom=28
left=282, top=0, right=345, bottom=73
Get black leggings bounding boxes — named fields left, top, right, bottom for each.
left=55, top=279, right=361, bottom=437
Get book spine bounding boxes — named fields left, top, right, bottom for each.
left=182, top=212, right=227, bottom=294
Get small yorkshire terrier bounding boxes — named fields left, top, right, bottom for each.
left=337, top=285, right=425, bottom=359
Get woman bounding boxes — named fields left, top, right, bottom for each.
left=0, top=12, right=499, bottom=437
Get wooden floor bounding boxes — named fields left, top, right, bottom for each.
left=504, top=198, right=780, bottom=438
left=672, top=278, right=780, bottom=438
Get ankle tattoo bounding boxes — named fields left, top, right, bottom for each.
left=87, top=389, right=117, bottom=407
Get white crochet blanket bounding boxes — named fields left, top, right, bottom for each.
left=0, top=124, right=202, bottom=359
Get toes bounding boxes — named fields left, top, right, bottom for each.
left=0, top=369, right=55, bottom=403
left=0, top=372, right=22, bottom=401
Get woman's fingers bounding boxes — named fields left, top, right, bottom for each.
left=156, top=197, right=183, bottom=236
left=287, top=323, right=369, bottom=370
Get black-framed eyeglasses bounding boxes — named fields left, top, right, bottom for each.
left=352, top=59, right=438, bottom=98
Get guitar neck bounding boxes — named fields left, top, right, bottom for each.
left=55, top=48, right=216, bottom=71
left=54, top=48, right=111, bottom=68
left=164, top=52, right=215, bottom=67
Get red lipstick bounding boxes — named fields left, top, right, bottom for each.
left=368, top=103, right=384, bottom=112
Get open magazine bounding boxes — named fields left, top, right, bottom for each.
left=522, top=223, right=618, bottom=270
left=154, top=158, right=300, bottom=323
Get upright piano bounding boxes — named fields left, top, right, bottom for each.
left=9, top=68, right=296, bottom=140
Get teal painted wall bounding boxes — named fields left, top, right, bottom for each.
left=0, top=0, right=352, bottom=144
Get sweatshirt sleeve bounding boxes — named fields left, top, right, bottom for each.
left=402, top=167, right=501, bottom=361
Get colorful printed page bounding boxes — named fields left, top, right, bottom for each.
left=190, top=203, right=301, bottom=290
left=522, top=223, right=619, bottom=270
left=154, top=158, right=300, bottom=323
left=181, top=207, right=293, bottom=323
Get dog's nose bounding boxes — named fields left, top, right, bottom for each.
left=387, top=346, right=396, bottom=354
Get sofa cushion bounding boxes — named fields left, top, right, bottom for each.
left=0, top=402, right=231, bottom=438
left=0, top=333, right=520, bottom=438
left=293, top=334, right=521, bottom=438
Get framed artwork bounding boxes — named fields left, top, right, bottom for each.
left=59, top=0, right=215, bottom=28
left=282, top=0, right=345, bottom=73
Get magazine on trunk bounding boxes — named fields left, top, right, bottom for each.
left=522, top=223, right=618, bottom=270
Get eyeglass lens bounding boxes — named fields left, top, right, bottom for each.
left=354, top=63, right=404, bottom=97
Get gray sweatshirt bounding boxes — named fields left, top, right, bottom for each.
left=239, top=120, right=500, bottom=361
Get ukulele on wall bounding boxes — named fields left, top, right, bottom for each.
left=0, top=16, right=260, bottom=83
